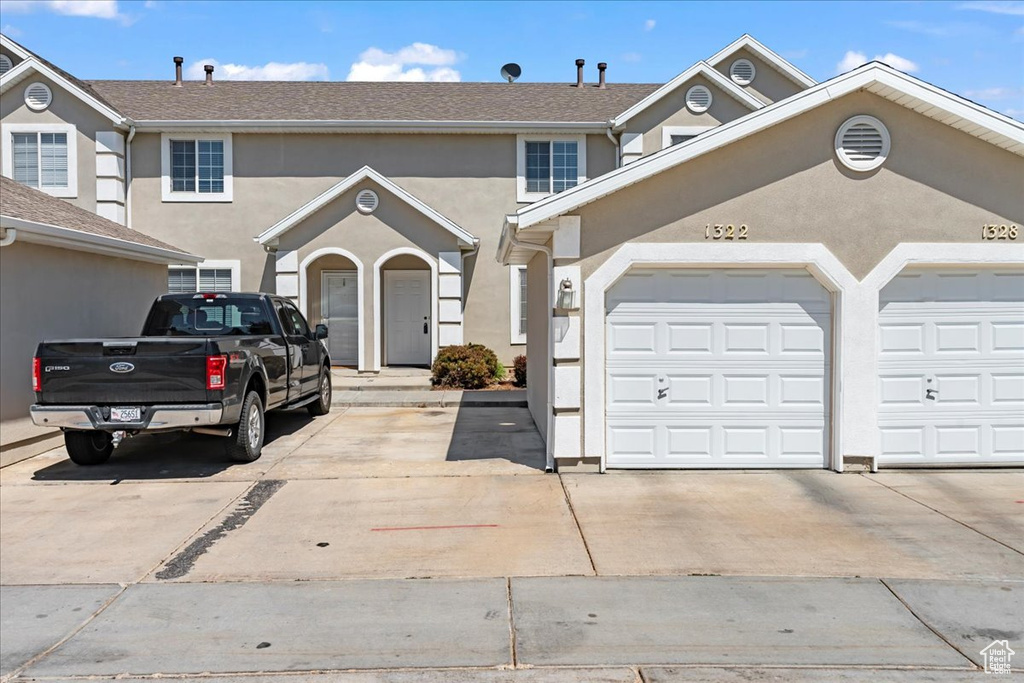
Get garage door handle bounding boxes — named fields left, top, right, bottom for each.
left=926, top=388, right=938, bottom=400
left=657, top=388, right=669, bottom=399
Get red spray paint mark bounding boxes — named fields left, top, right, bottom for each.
left=371, top=524, right=500, bottom=532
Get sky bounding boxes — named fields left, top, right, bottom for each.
left=1, top=0, right=1022, bottom=119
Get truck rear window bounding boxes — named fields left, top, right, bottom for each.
left=145, top=298, right=276, bottom=337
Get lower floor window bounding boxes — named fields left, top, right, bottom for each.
left=510, top=265, right=528, bottom=345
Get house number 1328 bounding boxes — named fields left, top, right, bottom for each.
left=705, top=224, right=748, bottom=240
left=981, top=224, right=1018, bottom=240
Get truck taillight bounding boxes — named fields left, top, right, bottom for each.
left=32, top=357, right=41, bottom=392
left=206, top=355, right=227, bottom=390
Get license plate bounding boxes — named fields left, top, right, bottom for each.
left=110, top=407, right=141, bottom=423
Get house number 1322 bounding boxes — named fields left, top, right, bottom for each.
left=705, top=224, right=748, bottom=240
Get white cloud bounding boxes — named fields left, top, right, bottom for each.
left=1, top=23, right=22, bottom=36
left=964, top=86, right=1024, bottom=100
left=644, top=19, right=656, bottom=31
left=0, top=0, right=135, bottom=24
left=186, top=59, right=330, bottom=81
left=957, top=1, right=1024, bottom=15
left=836, top=50, right=919, bottom=74
left=347, top=42, right=461, bottom=82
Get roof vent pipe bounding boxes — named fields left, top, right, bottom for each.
left=204, top=64, right=214, bottom=85
left=173, top=56, right=183, bottom=86
left=575, top=58, right=585, bottom=87
left=597, top=62, right=607, bottom=88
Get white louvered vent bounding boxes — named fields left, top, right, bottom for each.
left=730, top=58, right=756, bottom=85
left=356, top=189, right=379, bottom=214
left=835, top=115, right=891, bottom=171
left=24, top=82, right=52, bottom=111
left=0, top=55, right=12, bottom=76
left=685, top=85, right=713, bottom=113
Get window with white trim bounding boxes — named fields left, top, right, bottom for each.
left=661, top=125, right=716, bottom=149
left=516, top=134, right=586, bottom=202
left=1, top=123, right=78, bottom=198
left=160, top=133, right=233, bottom=202
left=510, top=265, right=528, bottom=344
left=167, top=260, right=240, bottom=294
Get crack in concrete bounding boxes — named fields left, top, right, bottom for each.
left=879, top=578, right=982, bottom=671
left=506, top=577, right=518, bottom=669
left=154, top=479, right=286, bottom=581
left=558, top=474, right=598, bottom=576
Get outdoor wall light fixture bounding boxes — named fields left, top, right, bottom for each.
left=557, top=278, right=578, bottom=310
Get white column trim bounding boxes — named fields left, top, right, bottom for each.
left=582, top=242, right=858, bottom=472
left=373, top=247, right=439, bottom=371
left=299, top=247, right=365, bottom=372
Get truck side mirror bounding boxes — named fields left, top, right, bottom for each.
left=315, top=324, right=329, bottom=340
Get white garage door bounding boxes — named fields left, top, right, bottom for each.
left=605, top=269, right=831, bottom=468
left=878, top=268, right=1024, bottom=466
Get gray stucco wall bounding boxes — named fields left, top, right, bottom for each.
left=129, top=131, right=617, bottom=364
left=0, top=241, right=166, bottom=422
left=711, top=47, right=806, bottom=105
left=0, top=71, right=113, bottom=214
left=525, top=247, right=550, bottom=441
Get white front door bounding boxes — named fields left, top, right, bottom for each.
left=878, top=268, right=1024, bottom=466
left=605, top=268, right=831, bottom=468
left=322, top=270, right=358, bottom=366
left=385, top=270, right=431, bottom=366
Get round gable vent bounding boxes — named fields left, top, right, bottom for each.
left=356, top=189, right=379, bottom=214
left=730, top=58, right=756, bottom=85
left=685, top=85, right=713, bottom=113
left=24, top=82, right=53, bottom=111
left=835, top=115, right=891, bottom=171
left=0, top=54, right=12, bottom=76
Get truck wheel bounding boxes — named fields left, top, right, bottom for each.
left=307, top=366, right=332, bottom=416
left=226, top=391, right=264, bottom=463
left=64, top=431, right=113, bottom=466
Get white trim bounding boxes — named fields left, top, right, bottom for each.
left=131, top=120, right=610, bottom=135
left=160, top=133, right=233, bottom=203
left=729, top=58, right=756, bottom=86
left=373, top=247, right=438, bottom=371
left=854, top=243, right=1024, bottom=468
left=707, top=34, right=816, bottom=88
left=299, top=247, right=365, bottom=372
left=514, top=62, right=1024, bottom=231
left=0, top=56, right=124, bottom=124
left=23, top=81, right=52, bottom=111
left=834, top=115, right=891, bottom=172
left=510, top=264, right=528, bottom=345
left=661, top=125, right=715, bottom=150
left=1, top=123, right=79, bottom=198
left=610, top=61, right=764, bottom=129
left=0, top=35, right=30, bottom=61
left=256, top=165, right=477, bottom=247
left=516, top=134, right=588, bottom=203
left=581, top=243, right=857, bottom=472
left=0, top=215, right=199, bottom=264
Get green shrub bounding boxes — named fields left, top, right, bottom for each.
left=431, top=344, right=501, bottom=389
left=495, top=361, right=506, bottom=381
left=513, top=355, right=527, bottom=387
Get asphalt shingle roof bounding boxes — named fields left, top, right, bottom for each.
left=85, top=80, right=660, bottom=122
left=0, top=176, right=190, bottom=254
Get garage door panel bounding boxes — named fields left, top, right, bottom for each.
left=607, top=269, right=830, bottom=468
left=608, top=322, right=657, bottom=354
left=878, top=268, right=1024, bottom=466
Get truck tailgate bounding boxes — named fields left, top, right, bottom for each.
left=37, top=339, right=212, bottom=404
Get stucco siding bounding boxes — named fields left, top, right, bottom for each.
left=575, top=91, right=1024, bottom=281
left=525, top=247, right=549, bottom=441
left=0, top=241, right=166, bottom=422
left=712, top=47, right=806, bottom=105
left=1, top=71, right=112, bottom=214
left=129, top=131, right=617, bottom=363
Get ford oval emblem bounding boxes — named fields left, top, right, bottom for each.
left=109, top=362, right=135, bottom=374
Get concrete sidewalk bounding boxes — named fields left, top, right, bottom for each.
left=4, top=576, right=1019, bottom=679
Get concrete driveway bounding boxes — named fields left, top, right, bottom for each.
left=1, top=404, right=1022, bottom=679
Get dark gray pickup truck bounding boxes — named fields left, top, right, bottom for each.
left=30, top=292, right=332, bottom=465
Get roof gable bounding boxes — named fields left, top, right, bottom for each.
left=707, top=34, right=816, bottom=89
left=0, top=55, right=124, bottom=124
left=509, top=62, right=1024, bottom=235
left=256, top=166, right=478, bottom=248
left=611, top=61, right=763, bottom=129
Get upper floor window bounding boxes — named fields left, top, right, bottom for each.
left=160, top=133, right=233, bottom=202
left=1, top=123, right=78, bottom=198
left=517, top=134, right=586, bottom=202
left=167, top=260, right=240, bottom=294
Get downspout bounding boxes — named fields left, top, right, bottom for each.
left=605, top=121, right=620, bottom=169
left=125, top=123, right=136, bottom=228
left=0, top=228, right=17, bottom=247
left=507, top=226, right=555, bottom=473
